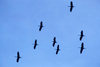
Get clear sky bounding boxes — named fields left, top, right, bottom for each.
left=0, top=0, right=100, bottom=67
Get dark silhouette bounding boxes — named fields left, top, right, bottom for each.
left=52, top=37, right=57, bottom=47
left=69, top=1, right=74, bottom=12
left=34, top=40, right=38, bottom=49
left=16, top=51, right=21, bottom=63
left=39, top=21, right=43, bottom=31
left=80, top=30, right=84, bottom=41
left=80, top=42, right=85, bottom=54
left=56, top=45, right=60, bottom=54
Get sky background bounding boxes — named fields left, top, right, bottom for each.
left=0, top=0, right=100, bottom=67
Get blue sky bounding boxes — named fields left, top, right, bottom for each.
left=0, top=0, right=100, bottom=67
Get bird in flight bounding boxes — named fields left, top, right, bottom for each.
left=80, top=42, right=85, bottom=54
left=56, top=45, right=60, bottom=54
left=69, top=1, right=74, bottom=12
left=16, top=51, right=21, bottom=63
left=52, top=37, right=57, bottom=47
left=34, top=39, right=38, bottom=49
left=39, top=21, right=43, bottom=31
left=80, top=30, right=84, bottom=41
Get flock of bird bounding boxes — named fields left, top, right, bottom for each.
left=80, top=30, right=85, bottom=54
left=33, top=21, right=60, bottom=55
left=16, top=1, right=85, bottom=63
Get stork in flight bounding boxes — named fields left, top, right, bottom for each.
left=80, top=30, right=84, bottom=41
left=16, top=51, right=21, bottom=63
left=80, top=42, right=85, bottom=54
left=34, top=39, right=38, bottom=49
left=39, top=21, right=43, bottom=31
left=69, top=1, right=74, bottom=12
left=56, top=45, right=60, bottom=54
left=52, top=37, right=57, bottom=47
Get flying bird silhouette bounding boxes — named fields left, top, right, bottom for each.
left=69, top=1, right=74, bottom=12
left=52, top=37, right=57, bottom=47
left=16, top=51, right=21, bottom=63
left=39, top=21, right=43, bottom=31
left=34, top=40, right=38, bottom=49
left=56, top=45, right=60, bottom=54
left=80, top=30, right=84, bottom=41
left=80, top=42, right=85, bottom=54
